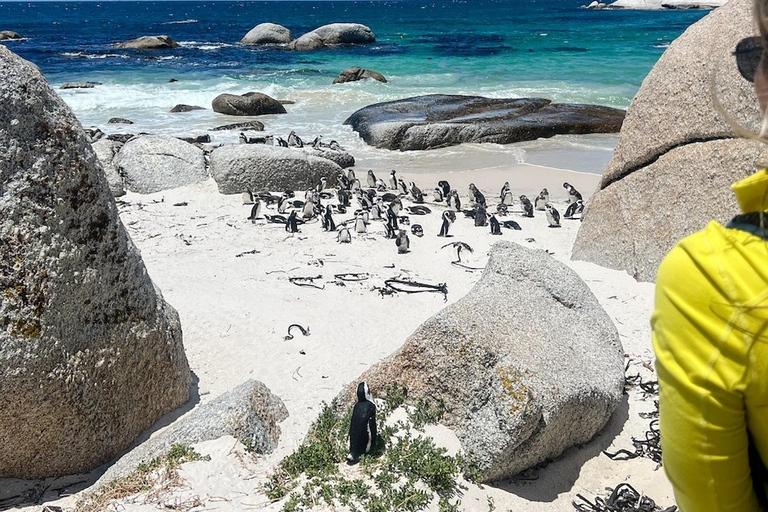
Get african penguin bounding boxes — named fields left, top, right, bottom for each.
left=248, top=200, right=262, bottom=221
left=474, top=205, right=488, bottom=227
left=288, top=131, right=304, bottom=148
left=545, top=203, right=561, bottom=227
left=490, top=215, right=502, bottom=235
left=519, top=195, right=534, bottom=218
left=347, top=382, right=377, bottom=464
left=337, top=227, right=352, bottom=243
left=355, top=214, right=367, bottom=234
left=410, top=182, right=424, bottom=203
left=395, top=230, right=410, bottom=254
left=438, top=210, right=456, bottom=237
left=285, top=211, right=299, bottom=233
left=535, top=189, right=549, bottom=211
left=563, top=182, right=582, bottom=204
left=389, top=170, right=398, bottom=190
left=438, top=180, right=451, bottom=198
left=564, top=199, right=584, bottom=219
left=367, top=170, right=377, bottom=189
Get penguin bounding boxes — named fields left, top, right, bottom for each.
left=302, top=198, right=315, bottom=219
left=500, top=181, right=511, bottom=202
left=433, top=187, right=444, bottom=203
left=367, top=170, right=377, bottom=188
left=375, top=178, right=388, bottom=192
left=248, top=200, right=262, bottom=221
left=411, top=224, right=424, bottom=237
left=337, top=227, right=352, bottom=243
left=474, top=205, right=488, bottom=227
left=285, top=211, right=300, bottom=233
left=438, top=180, right=451, bottom=198
left=395, top=230, right=410, bottom=254
left=502, top=220, right=522, bottom=230
left=534, top=189, right=549, bottom=211
left=347, top=382, right=377, bottom=464
left=496, top=203, right=508, bottom=216
left=311, top=135, right=322, bottom=148
left=348, top=169, right=357, bottom=183
left=502, top=190, right=515, bottom=206
left=545, top=203, right=561, bottom=227
left=338, top=172, right=350, bottom=191
left=438, top=210, right=456, bottom=237
left=372, top=198, right=385, bottom=220
left=389, top=170, right=398, bottom=190
left=469, top=183, right=486, bottom=207
left=490, top=215, right=502, bottom=235
left=410, top=182, right=424, bottom=203
left=242, top=190, right=255, bottom=205
left=357, top=189, right=373, bottom=209
left=384, top=205, right=398, bottom=239
left=355, top=213, right=367, bottom=234
left=351, top=179, right=362, bottom=192
left=329, top=140, right=342, bottom=151
left=316, top=177, right=327, bottom=193
left=288, top=131, right=304, bottom=148
left=564, top=199, right=584, bottom=219
left=447, top=190, right=461, bottom=212
left=398, top=178, right=408, bottom=195
left=276, top=137, right=289, bottom=148
left=563, top=182, right=583, bottom=204
left=277, top=193, right=290, bottom=214
left=390, top=197, right=403, bottom=215
left=442, top=241, right=473, bottom=262
left=519, top=195, right=534, bottom=218
left=323, top=206, right=336, bottom=231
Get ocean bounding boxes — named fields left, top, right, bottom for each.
left=0, top=0, right=709, bottom=175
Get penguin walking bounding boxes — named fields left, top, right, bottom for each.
left=438, top=210, right=456, bottom=237
left=347, top=382, right=377, bottom=464
left=563, top=182, right=583, bottom=204
left=337, top=227, right=352, bottom=243
left=389, top=170, right=398, bottom=190
left=474, top=205, right=488, bottom=227
left=438, top=180, right=451, bottom=198
left=248, top=200, right=262, bottom=221
left=323, top=206, right=336, bottom=231
left=285, top=211, right=300, bottom=233
left=519, top=195, right=534, bottom=218
left=534, top=189, right=549, bottom=211
left=564, top=199, right=584, bottom=219
left=355, top=213, right=367, bottom=234
left=410, top=182, right=424, bottom=203
left=490, top=215, right=502, bottom=235
left=545, top=203, right=561, bottom=228
left=395, top=230, right=410, bottom=254
left=367, top=170, right=377, bottom=188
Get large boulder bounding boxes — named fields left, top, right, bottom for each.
left=572, top=0, right=761, bottom=281
left=333, top=67, right=387, bottom=84
left=0, top=46, right=190, bottom=479
left=288, top=23, right=375, bottom=51
left=344, top=94, right=625, bottom=151
left=240, top=23, right=292, bottom=44
left=114, top=35, right=181, bottom=49
left=338, top=241, right=624, bottom=482
left=212, top=92, right=287, bottom=116
left=0, top=31, right=21, bottom=40
left=302, top=146, right=355, bottom=168
left=212, top=120, right=265, bottom=131
left=114, top=135, right=208, bottom=194
left=210, top=144, right=341, bottom=193
left=94, top=380, right=288, bottom=488
left=91, top=138, right=126, bottom=197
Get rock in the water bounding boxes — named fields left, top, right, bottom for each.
left=332, top=67, right=387, bottom=84
left=606, top=0, right=725, bottom=8
left=240, top=23, right=292, bottom=44
left=108, top=117, right=133, bottom=124
left=572, top=0, right=760, bottom=282
left=302, top=146, right=355, bottom=169
left=170, top=104, right=206, bottom=113
left=60, top=82, right=101, bottom=90
left=94, top=380, right=288, bottom=488
left=114, top=35, right=181, bottom=49
left=177, top=134, right=212, bottom=144
left=92, top=138, right=126, bottom=197
left=0, top=31, right=22, bottom=40
left=0, top=45, right=190, bottom=479
left=337, top=241, right=624, bottom=482
left=345, top=94, right=625, bottom=151
left=114, top=135, right=208, bottom=194
left=210, top=144, right=341, bottom=193
left=212, top=92, right=287, bottom=116
left=288, top=23, right=375, bottom=51
left=212, top=120, right=265, bottom=131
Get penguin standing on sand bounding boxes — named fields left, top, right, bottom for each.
left=277, top=194, right=289, bottom=214
left=545, top=203, right=561, bottom=227
left=390, top=197, right=403, bottom=215
left=375, top=178, right=388, bottom=192
left=502, top=190, right=514, bottom=206
left=248, top=200, right=262, bottom=221
left=355, top=213, right=367, bottom=234
left=564, top=199, right=584, bottom=219
left=285, top=211, right=300, bottom=233
left=338, top=172, right=350, bottom=191
left=242, top=190, right=255, bottom=205
left=490, top=215, right=502, bottom=235
left=433, top=187, right=444, bottom=202
left=384, top=205, right=399, bottom=239
left=519, top=195, right=534, bottom=218
left=438, top=180, right=451, bottom=198
left=348, top=169, right=356, bottom=183
left=447, top=190, right=461, bottom=212
left=469, top=183, right=486, bottom=207
left=389, top=170, right=398, bottom=190
left=367, top=170, right=377, bottom=188
left=474, top=205, right=488, bottom=227
left=563, top=182, right=583, bottom=204
left=438, top=210, right=456, bottom=237
left=535, top=189, right=549, bottom=211
left=347, top=382, right=377, bottom=464
left=302, top=198, right=315, bottom=219
left=338, top=189, right=351, bottom=208
left=410, top=182, right=424, bottom=203
left=398, top=178, right=408, bottom=195
left=338, top=227, right=352, bottom=243
left=500, top=181, right=511, bottom=202
left=323, top=206, right=336, bottom=231
left=395, top=230, right=410, bottom=254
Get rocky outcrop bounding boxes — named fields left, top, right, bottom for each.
left=210, top=144, right=341, bottom=193
left=212, top=120, right=265, bottom=131
left=606, top=0, right=726, bottom=9
left=333, top=67, right=387, bottom=84
left=0, top=31, right=21, bottom=40
left=0, top=46, right=190, bottom=479
left=115, top=35, right=181, bottom=49
left=288, top=23, right=375, bottom=51
left=345, top=94, right=625, bottom=151
left=212, top=92, right=287, bottom=116
left=302, top=146, right=355, bottom=168
left=170, top=104, right=206, bottom=113
left=572, top=0, right=760, bottom=282
left=337, top=241, right=624, bottom=482
left=94, top=380, right=288, bottom=488
left=92, top=139, right=126, bottom=197
left=108, top=117, right=133, bottom=124
left=114, top=135, right=208, bottom=194
left=240, top=23, right=292, bottom=44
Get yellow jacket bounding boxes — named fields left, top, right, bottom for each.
left=653, top=170, right=768, bottom=511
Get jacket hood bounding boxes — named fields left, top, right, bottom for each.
left=732, top=169, right=768, bottom=213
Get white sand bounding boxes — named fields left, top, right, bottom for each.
left=5, top=158, right=672, bottom=512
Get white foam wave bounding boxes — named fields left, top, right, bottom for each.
left=178, top=41, right=235, bottom=51
left=61, top=51, right=129, bottom=60
left=164, top=19, right=198, bottom=25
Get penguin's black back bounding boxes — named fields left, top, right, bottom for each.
left=349, top=401, right=377, bottom=461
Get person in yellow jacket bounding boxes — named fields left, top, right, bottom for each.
left=653, top=2, right=768, bottom=507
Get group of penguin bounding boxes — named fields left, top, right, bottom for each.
left=240, top=129, right=343, bottom=152
left=243, top=165, right=585, bottom=255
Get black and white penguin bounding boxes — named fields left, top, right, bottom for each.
left=502, top=190, right=514, bottom=206
left=519, top=195, right=534, bottom=218
left=410, top=182, right=424, bottom=203
left=395, top=230, right=410, bottom=254
left=311, top=135, right=322, bottom=148
left=248, top=200, right=262, bottom=221
left=278, top=193, right=290, bottom=214
left=338, top=172, right=350, bottom=191
left=288, top=131, right=304, bottom=148
left=337, top=189, right=350, bottom=208
left=367, top=170, right=377, bottom=188
left=499, top=181, right=511, bottom=202
left=469, top=183, right=486, bottom=208
left=490, top=215, right=502, bottom=235
left=316, top=177, right=328, bottom=193
left=242, top=190, right=255, bottom=205
left=302, top=198, right=315, bottom=219
left=411, top=224, right=424, bottom=237
left=347, top=382, right=377, bottom=464
left=351, top=179, right=362, bottom=192
left=390, top=197, right=403, bottom=215
left=502, top=220, right=522, bottom=230
left=384, top=205, right=399, bottom=239
left=323, top=206, right=336, bottom=231
left=372, top=198, right=385, bottom=220
left=375, top=178, right=388, bottom=192
left=496, top=203, right=508, bottom=216
left=276, top=137, right=289, bottom=148
left=447, top=190, right=461, bottom=212
left=438, top=180, right=451, bottom=198
left=474, top=205, right=488, bottom=227
left=329, top=140, right=342, bottom=151
left=285, top=211, right=300, bottom=233
left=534, top=189, right=549, bottom=211
left=348, top=169, right=357, bottom=183
left=564, top=199, right=584, bottom=219
left=337, top=227, right=352, bottom=243
left=545, top=203, right=561, bottom=228
left=389, top=170, right=398, bottom=190
left=398, top=178, right=408, bottom=195
left=357, top=189, right=373, bottom=210
left=438, top=210, right=456, bottom=237
left=433, top=187, right=444, bottom=202
left=563, top=182, right=583, bottom=204
left=355, top=213, right=367, bottom=234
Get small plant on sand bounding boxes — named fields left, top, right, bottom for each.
left=75, top=444, right=210, bottom=512
left=265, top=384, right=480, bottom=512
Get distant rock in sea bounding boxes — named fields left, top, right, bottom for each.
left=0, top=30, right=22, bottom=40
left=212, top=91, right=287, bottom=116
left=212, top=120, right=265, bottom=131
left=0, top=45, right=190, bottom=479
left=60, top=81, right=102, bottom=89
left=288, top=23, right=375, bottom=51
left=177, top=134, right=212, bottom=144
left=604, top=0, right=726, bottom=9
left=333, top=67, right=387, bottom=84
left=108, top=117, right=133, bottom=124
left=115, top=35, right=181, bottom=49
left=240, top=22, right=292, bottom=44
left=345, top=94, right=625, bottom=151
left=170, top=104, right=206, bottom=113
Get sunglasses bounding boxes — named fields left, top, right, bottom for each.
left=734, top=36, right=766, bottom=82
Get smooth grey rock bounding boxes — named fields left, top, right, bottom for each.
left=0, top=45, right=190, bottom=479
left=302, top=146, right=355, bottom=169
left=212, top=120, right=265, bottom=131
left=114, top=135, right=207, bottom=194
left=345, top=94, right=625, bottom=151
left=288, top=23, right=375, bottom=51
left=240, top=23, right=292, bottom=44
left=337, top=241, right=624, bottom=482
left=212, top=92, right=287, bottom=116
left=333, top=67, right=387, bottom=84
left=210, top=144, right=341, bottom=194
left=0, top=31, right=21, bottom=40
left=94, top=380, right=288, bottom=488
left=177, top=134, right=211, bottom=144
left=572, top=0, right=762, bottom=282
left=92, top=139, right=126, bottom=197
left=108, top=117, right=133, bottom=124
left=607, top=0, right=725, bottom=8
left=170, top=104, right=206, bottom=113
left=60, top=82, right=101, bottom=90
left=114, top=35, right=181, bottom=49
